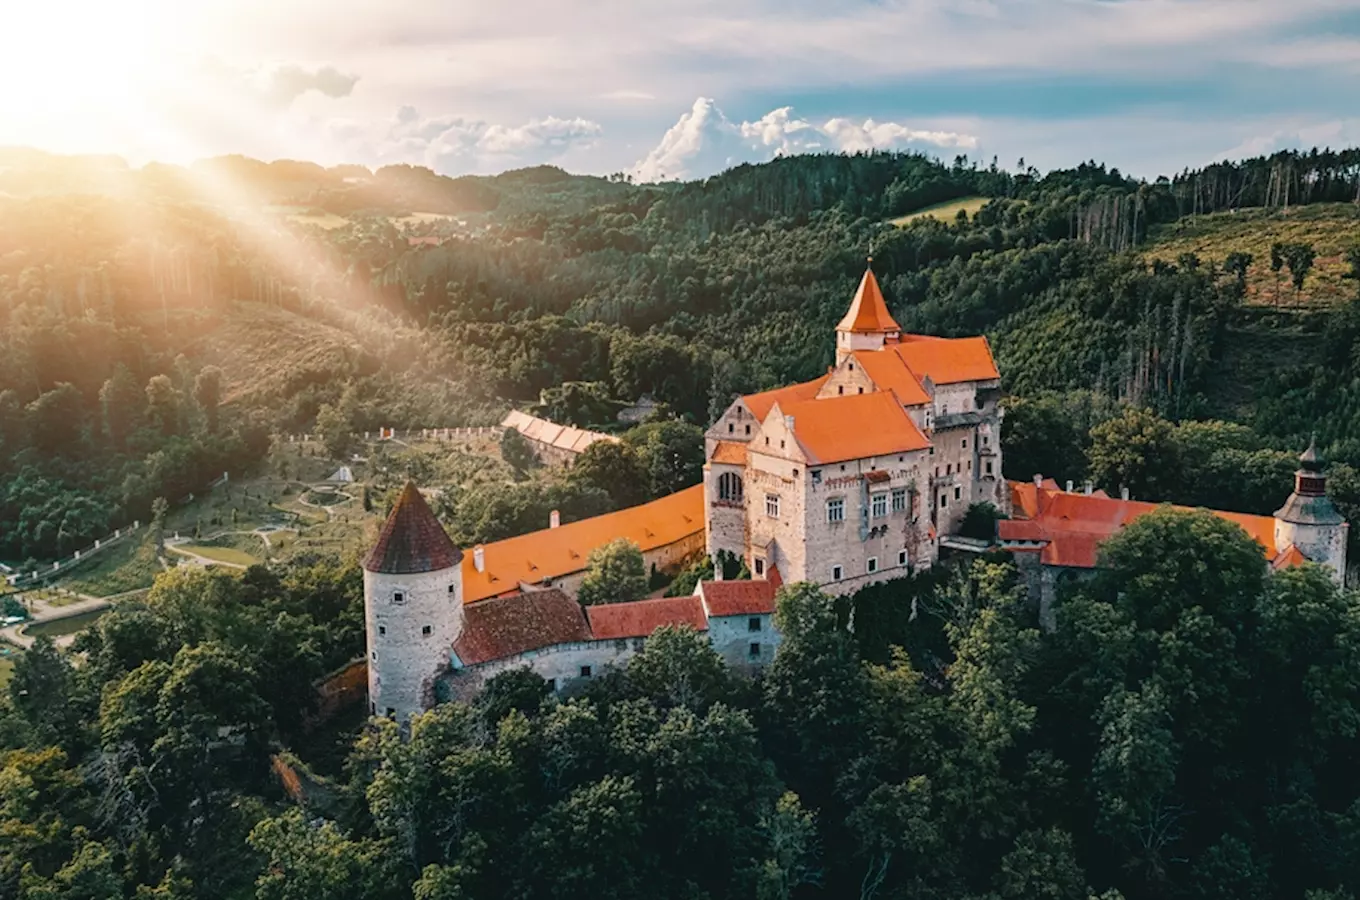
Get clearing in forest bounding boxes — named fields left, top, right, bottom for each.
left=1144, top=203, right=1360, bottom=308
left=889, top=196, right=990, bottom=227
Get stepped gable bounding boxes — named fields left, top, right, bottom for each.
left=837, top=266, right=901, bottom=334
left=453, top=589, right=590, bottom=666
left=363, top=482, right=463, bottom=574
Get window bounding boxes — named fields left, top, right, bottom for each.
left=871, top=492, right=888, bottom=517
left=858, top=386, right=864, bottom=394
left=580, top=665, right=593, bottom=678
left=745, top=424, right=751, bottom=435
left=718, top=472, right=744, bottom=502
left=766, top=494, right=780, bottom=517
left=392, top=591, right=405, bottom=605
left=422, top=625, right=432, bottom=636
left=812, top=469, right=822, bottom=484
left=867, top=557, right=878, bottom=574
left=940, top=494, right=948, bottom=509
left=780, top=439, right=785, bottom=449
left=832, top=565, right=843, bottom=581
left=935, top=466, right=940, bottom=477
left=962, top=438, right=968, bottom=449
left=942, top=404, right=949, bottom=414
left=728, top=423, right=734, bottom=433
left=765, top=436, right=770, bottom=445
left=385, top=707, right=395, bottom=718
left=378, top=625, right=386, bottom=635
left=849, top=362, right=855, bottom=371
left=891, top=488, right=906, bottom=512
left=754, top=558, right=765, bottom=576
left=946, top=463, right=952, bottom=475
left=985, top=460, right=994, bottom=475
left=968, top=460, right=972, bottom=472
left=448, top=584, right=456, bottom=594
left=929, top=446, right=935, bottom=456
left=793, top=469, right=799, bottom=478
left=827, top=497, right=845, bottom=523
left=954, top=486, right=962, bottom=501
left=749, top=642, right=762, bottom=659
left=370, top=702, right=376, bottom=715
left=898, top=550, right=908, bottom=566
left=838, top=385, right=844, bottom=395
left=748, top=616, right=762, bottom=632
left=371, top=650, right=377, bottom=661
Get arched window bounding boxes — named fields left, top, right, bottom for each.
left=718, top=472, right=743, bottom=503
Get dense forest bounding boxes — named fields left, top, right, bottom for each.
left=4, top=143, right=1360, bottom=898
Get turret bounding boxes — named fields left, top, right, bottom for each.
left=835, top=261, right=901, bottom=364
left=1274, top=438, right=1349, bottom=583
left=363, top=482, right=464, bottom=723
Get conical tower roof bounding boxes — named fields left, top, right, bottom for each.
left=363, top=482, right=463, bottom=574
left=1299, top=435, right=1324, bottom=472
left=836, top=264, right=901, bottom=334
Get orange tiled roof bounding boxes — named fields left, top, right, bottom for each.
left=711, top=441, right=748, bottom=466
left=1272, top=544, right=1308, bottom=570
left=364, top=483, right=463, bottom=574
left=837, top=267, right=901, bottom=334
left=999, top=480, right=1282, bottom=569
left=697, top=566, right=783, bottom=617
left=586, top=595, right=709, bottom=640
left=773, top=392, right=931, bottom=464
left=743, top=376, right=829, bottom=422
left=892, top=336, right=1000, bottom=385
left=453, top=589, right=590, bottom=665
left=852, top=350, right=931, bottom=406
left=462, top=484, right=704, bottom=603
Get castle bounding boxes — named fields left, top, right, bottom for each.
left=364, top=263, right=1349, bottom=723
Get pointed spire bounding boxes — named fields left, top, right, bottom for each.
left=363, top=482, right=463, bottom=574
left=1300, top=434, right=1323, bottom=472
left=836, top=263, right=901, bottom=335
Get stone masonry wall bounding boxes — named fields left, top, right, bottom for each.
left=366, top=563, right=464, bottom=723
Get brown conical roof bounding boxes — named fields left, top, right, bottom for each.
left=363, top=482, right=462, bottom=574
left=836, top=265, right=901, bottom=334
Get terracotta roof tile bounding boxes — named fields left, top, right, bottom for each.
left=462, top=485, right=704, bottom=603
left=773, top=392, right=931, bottom=464
left=1003, top=480, right=1282, bottom=570
left=586, top=595, right=708, bottom=640
left=743, top=376, right=829, bottom=422
left=363, top=483, right=463, bottom=574
left=453, top=589, right=590, bottom=665
left=892, top=336, right=1000, bottom=385
left=711, top=441, right=748, bottom=466
left=852, top=351, right=931, bottom=406
left=837, top=267, right=901, bottom=334
left=1272, top=544, right=1309, bottom=570
left=697, top=567, right=782, bottom=617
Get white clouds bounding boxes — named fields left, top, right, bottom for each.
left=632, top=98, right=977, bottom=182
left=373, top=107, right=602, bottom=173
left=1213, top=119, right=1360, bottom=161
left=261, top=64, right=359, bottom=107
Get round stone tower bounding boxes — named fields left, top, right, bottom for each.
left=363, top=482, right=464, bottom=723
left=1274, top=438, right=1349, bottom=583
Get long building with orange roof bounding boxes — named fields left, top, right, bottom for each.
left=999, top=442, right=1348, bottom=627
left=704, top=260, right=1004, bottom=595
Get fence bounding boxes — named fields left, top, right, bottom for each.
left=281, top=427, right=504, bottom=445
left=7, top=522, right=142, bottom=588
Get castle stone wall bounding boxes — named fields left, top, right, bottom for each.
left=365, top=563, right=463, bottom=724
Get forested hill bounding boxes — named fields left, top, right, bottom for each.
left=4, top=146, right=1360, bottom=561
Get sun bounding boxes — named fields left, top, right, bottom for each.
left=0, top=0, right=183, bottom=148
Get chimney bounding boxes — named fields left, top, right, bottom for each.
left=1120, top=485, right=1130, bottom=501
left=713, top=556, right=724, bottom=582
left=1065, top=479, right=1074, bottom=493
left=1083, top=480, right=1094, bottom=496
left=473, top=545, right=485, bottom=572
left=550, top=509, right=560, bottom=529
left=1033, top=473, right=1043, bottom=488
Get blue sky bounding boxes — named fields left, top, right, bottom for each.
left=3, top=0, right=1359, bottom=181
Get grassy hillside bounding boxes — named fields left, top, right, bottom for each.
left=1145, top=202, right=1360, bottom=307
left=890, top=195, right=990, bottom=226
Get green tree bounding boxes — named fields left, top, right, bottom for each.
left=1087, top=406, right=1179, bottom=500
left=1285, top=242, right=1317, bottom=304
left=622, top=420, right=704, bottom=499
left=144, top=375, right=181, bottom=437
left=249, top=809, right=404, bottom=900
left=1270, top=241, right=1286, bottom=305
left=192, top=366, right=223, bottom=434
left=576, top=538, right=648, bottom=606
left=27, top=384, right=87, bottom=454
left=99, top=364, right=143, bottom=448
left=569, top=440, right=646, bottom=509
left=1223, top=251, right=1253, bottom=299
left=498, top=427, right=538, bottom=477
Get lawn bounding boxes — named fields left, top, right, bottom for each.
left=890, top=196, right=991, bottom=227
left=1144, top=202, right=1360, bottom=307
left=173, top=544, right=261, bottom=567
left=62, top=536, right=161, bottom=597
left=0, top=651, right=17, bottom=689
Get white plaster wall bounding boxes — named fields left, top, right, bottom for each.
left=366, top=563, right=464, bottom=724
left=836, top=330, right=888, bottom=362
left=456, top=638, right=645, bottom=692
left=707, top=613, right=780, bottom=667
left=1276, top=519, right=1350, bottom=583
